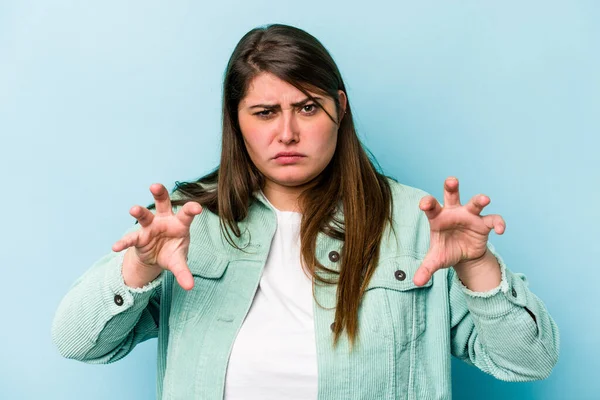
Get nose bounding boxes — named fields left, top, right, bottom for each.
left=277, top=110, right=300, bottom=144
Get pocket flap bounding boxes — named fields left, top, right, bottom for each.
left=366, top=254, right=433, bottom=291
left=187, top=245, right=229, bottom=279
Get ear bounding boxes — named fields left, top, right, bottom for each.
left=337, top=90, right=348, bottom=123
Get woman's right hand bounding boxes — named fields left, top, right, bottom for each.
left=112, top=183, right=203, bottom=291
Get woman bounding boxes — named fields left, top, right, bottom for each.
left=52, top=24, right=559, bottom=399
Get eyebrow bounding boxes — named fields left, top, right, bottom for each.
left=247, top=96, right=322, bottom=110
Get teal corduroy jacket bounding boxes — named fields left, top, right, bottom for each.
left=52, top=179, right=560, bottom=399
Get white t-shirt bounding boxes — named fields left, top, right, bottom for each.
left=223, top=205, right=318, bottom=399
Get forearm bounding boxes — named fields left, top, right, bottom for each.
left=449, top=244, right=560, bottom=381
left=52, top=251, right=162, bottom=362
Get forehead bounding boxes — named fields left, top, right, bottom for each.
left=240, top=72, right=322, bottom=104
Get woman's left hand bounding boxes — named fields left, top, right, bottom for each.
left=413, top=177, right=506, bottom=286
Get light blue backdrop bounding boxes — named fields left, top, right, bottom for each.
left=1, top=0, right=597, bottom=399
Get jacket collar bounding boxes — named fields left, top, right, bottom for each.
left=252, top=189, right=344, bottom=222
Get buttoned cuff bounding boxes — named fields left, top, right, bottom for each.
left=454, top=242, right=529, bottom=318
left=102, top=250, right=164, bottom=317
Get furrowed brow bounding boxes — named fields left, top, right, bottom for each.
left=248, top=97, right=322, bottom=110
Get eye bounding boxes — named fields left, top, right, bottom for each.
left=255, top=109, right=274, bottom=119
left=301, top=103, right=318, bottom=115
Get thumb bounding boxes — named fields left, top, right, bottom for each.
left=413, top=255, right=439, bottom=286
left=170, top=258, right=195, bottom=291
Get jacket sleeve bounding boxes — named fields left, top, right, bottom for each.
left=51, top=226, right=164, bottom=364
left=448, top=242, right=560, bottom=381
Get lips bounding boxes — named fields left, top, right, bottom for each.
left=274, top=152, right=306, bottom=159
left=272, top=152, right=306, bottom=165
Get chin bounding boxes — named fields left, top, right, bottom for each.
left=269, top=173, right=317, bottom=188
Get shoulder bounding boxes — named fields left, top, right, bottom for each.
left=384, top=177, right=432, bottom=255
left=385, top=177, right=430, bottom=214
left=170, top=184, right=222, bottom=234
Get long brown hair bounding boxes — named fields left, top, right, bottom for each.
left=153, top=24, right=394, bottom=347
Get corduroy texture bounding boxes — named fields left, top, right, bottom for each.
left=52, top=179, right=559, bottom=399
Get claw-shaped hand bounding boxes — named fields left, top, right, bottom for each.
left=413, top=177, right=506, bottom=286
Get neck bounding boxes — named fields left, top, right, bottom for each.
left=262, top=181, right=304, bottom=212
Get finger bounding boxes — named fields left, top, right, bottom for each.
left=482, top=214, right=506, bottom=235
left=112, top=231, right=141, bottom=252
left=170, top=258, right=195, bottom=291
left=177, top=201, right=203, bottom=228
left=419, top=195, right=443, bottom=220
left=443, top=176, right=461, bottom=207
left=413, top=256, right=440, bottom=286
left=151, top=183, right=173, bottom=215
left=130, top=205, right=155, bottom=228
left=465, top=194, right=490, bottom=216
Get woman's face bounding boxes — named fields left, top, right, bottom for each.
left=238, top=72, right=346, bottom=193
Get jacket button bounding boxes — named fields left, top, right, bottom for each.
left=330, top=322, right=335, bottom=331
left=394, top=270, right=406, bottom=281
left=511, top=287, right=517, bottom=297
left=114, top=294, right=124, bottom=306
left=328, top=251, right=340, bottom=262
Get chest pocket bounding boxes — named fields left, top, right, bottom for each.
left=168, top=248, right=230, bottom=330
left=364, top=254, right=433, bottom=346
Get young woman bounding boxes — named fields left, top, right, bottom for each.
left=52, top=24, right=559, bottom=399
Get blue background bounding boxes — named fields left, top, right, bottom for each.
left=1, top=1, right=598, bottom=398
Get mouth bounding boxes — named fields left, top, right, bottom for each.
left=273, top=152, right=306, bottom=164
left=274, top=152, right=306, bottom=159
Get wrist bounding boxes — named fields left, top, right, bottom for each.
left=453, top=249, right=502, bottom=292
left=122, top=248, right=162, bottom=288
left=454, top=248, right=491, bottom=269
